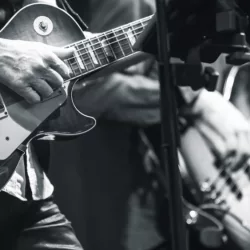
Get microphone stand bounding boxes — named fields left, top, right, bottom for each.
left=155, top=0, right=187, bottom=249
left=134, top=2, right=250, bottom=250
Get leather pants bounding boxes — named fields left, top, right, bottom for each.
left=0, top=192, right=83, bottom=250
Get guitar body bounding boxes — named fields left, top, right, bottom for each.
left=140, top=128, right=225, bottom=248
left=180, top=65, right=250, bottom=250
left=144, top=62, right=250, bottom=249
left=180, top=128, right=250, bottom=249
left=0, top=4, right=97, bottom=189
left=0, top=3, right=151, bottom=189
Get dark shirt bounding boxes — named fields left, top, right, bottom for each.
left=49, top=1, right=202, bottom=249
left=49, top=1, right=165, bottom=250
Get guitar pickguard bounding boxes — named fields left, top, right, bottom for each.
left=0, top=86, right=66, bottom=160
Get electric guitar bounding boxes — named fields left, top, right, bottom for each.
left=138, top=129, right=225, bottom=249
left=141, top=65, right=250, bottom=249
left=179, top=65, right=250, bottom=250
left=0, top=3, right=153, bottom=190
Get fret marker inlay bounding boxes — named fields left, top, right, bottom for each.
left=126, top=28, right=136, bottom=46
left=101, top=38, right=115, bottom=59
left=74, top=50, right=85, bottom=70
left=86, top=43, right=99, bottom=65
left=64, top=15, right=152, bottom=79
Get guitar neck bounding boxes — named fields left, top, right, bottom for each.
left=65, top=15, right=153, bottom=80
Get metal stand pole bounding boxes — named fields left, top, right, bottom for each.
left=155, top=0, right=188, bottom=249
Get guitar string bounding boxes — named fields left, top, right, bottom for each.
left=68, top=21, right=250, bottom=198
left=66, top=15, right=151, bottom=51
left=65, top=32, right=145, bottom=81
left=63, top=15, right=151, bottom=75
left=96, top=18, right=249, bottom=205
left=66, top=15, right=250, bottom=200
left=64, top=24, right=148, bottom=66
left=232, top=162, right=250, bottom=190
left=67, top=20, right=250, bottom=201
left=71, top=20, right=149, bottom=52
left=208, top=160, right=241, bottom=189
left=64, top=30, right=147, bottom=81
left=65, top=28, right=146, bottom=70
left=68, top=13, right=250, bottom=198
left=64, top=17, right=151, bottom=65
left=213, top=165, right=249, bottom=210
left=203, top=164, right=228, bottom=199
left=216, top=160, right=250, bottom=197
left=208, top=165, right=238, bottom=199
left=68, top=18, right=151, bottom=134
left=66, top=29, right=143, bottom=67
left=66, top=25, right=145, bottom=134
left=207, top=158, right=249, bottom=203
left=205, top=162, right=229, bottom=200
left=66, top=15, right=152, bottom=50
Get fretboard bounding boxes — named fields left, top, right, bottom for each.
left=64, top=15, right=153, bottom=80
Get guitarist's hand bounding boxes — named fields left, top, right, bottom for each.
left=0, top=38, right=74, bottom=103
left=181, top=89, right=250, bottom=170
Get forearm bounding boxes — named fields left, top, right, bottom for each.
left=102, top=74, right=160, bottom=125
left=72, top=70, right=160, bottom=126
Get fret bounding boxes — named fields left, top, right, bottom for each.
left=74, top=43, right=87, bottom=72
left=64, top=60, right=73, bottom=76
left=95, top=36, right=110, bottom=65
left=105, top=31, right=124, bottom=59
left=77, top=41, right=95, bottom=71
left=121, top=26, right=137, bottom=52
left=112, top=29, right=125, bottom=57
left=74, top=42, right=87, bottom=66
left=114, top=27, right=134, bottom=56
left=142, top=20, right=149, bottom=27
left=63, top=15, right=153, bottom=81
left=65, top=43, right=85, bottom=77
left=88, top=37, right=102, bottom=66
left=130, top=22, right=144, bottom=39
left=73, top=51, right=84, bottom=75
left=84, top=40, right=99, bottom=69
left=67, top=53, right=82, bottom=77
left=100, top=34, right=117, bottom=62
left=82, top=42, right=95, bottom=71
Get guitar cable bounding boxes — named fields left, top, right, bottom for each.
left=200, top=203, right=250, bottom=232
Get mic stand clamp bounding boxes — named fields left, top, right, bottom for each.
left=175, top=45, right=220, bottom=91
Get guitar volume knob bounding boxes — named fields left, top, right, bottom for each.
left=33, top=16, right=53, bottom=36
left=200, top=180, right=214, bottom=193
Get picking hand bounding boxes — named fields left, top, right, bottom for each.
left=0, top=39, right=74, bottom=103
left=181, top=89, right=250, bottom=170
